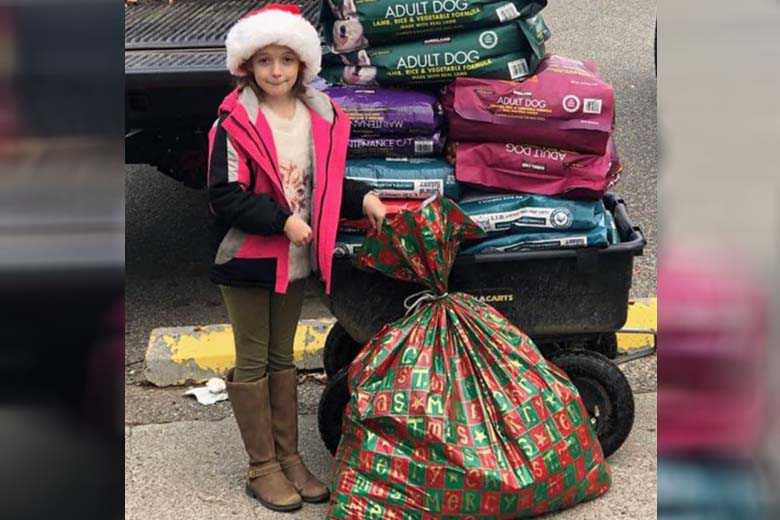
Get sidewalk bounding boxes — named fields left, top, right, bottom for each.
left=125, top=391, right=656, bottom=520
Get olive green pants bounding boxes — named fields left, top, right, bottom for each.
left=220, top=280, right=306, bottom=383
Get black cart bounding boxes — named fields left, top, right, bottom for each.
left=318, top=194, right=646, bottom=458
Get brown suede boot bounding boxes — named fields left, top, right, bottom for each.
left=269, top=368, right=330, bottom=503
left=225, top=369, right=302, bottom=512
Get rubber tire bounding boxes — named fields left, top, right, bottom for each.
left=317, top=367, right=350, bottom=455
left=588, top=333, right=619, bottom=360
left=323, top=322, right=362, bottom=380
left=533, top=340, right=564, bottom=360
left=549, top=349, right=635, bottom=458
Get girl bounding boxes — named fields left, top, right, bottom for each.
left=206, top=4, right=386, bottom=513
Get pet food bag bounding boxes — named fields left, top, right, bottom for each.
left=326, top=87, right=443, bottom=136
left=605, top=210, right=620, bottom=245
left=458, top=192, right=606, bottom=234
left=340, top=199, right=425, bottom=232
left=346, top=158, right=462, bottom=199
left=323, top=0, right=547, bottom=53
left=327, top=196, right=611, bottom=518
left=452, top=138, right=622, bottom=199
left=349, top=132, right=445, bottom=158
left=321, top=17, right=548, bottom=87
left=461, top=216, right=609, bottom=254
left=335, top=232, right=367, bottom=257
left=443, top=55, right=615, bottom=154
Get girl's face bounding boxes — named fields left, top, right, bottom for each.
left=249, top=45, right=301, bottom=99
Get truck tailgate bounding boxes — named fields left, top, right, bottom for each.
left=125, top=0, right=322, bottom=87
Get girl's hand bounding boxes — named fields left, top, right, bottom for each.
left=363, top=192, right=387, bottom=231
left=284, top=214, right=312, bottom=246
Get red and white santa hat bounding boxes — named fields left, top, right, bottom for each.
left=225, top=3, right=321, bottom=84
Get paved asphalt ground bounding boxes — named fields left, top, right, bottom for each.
left=126, top=0, right=658, bottom=517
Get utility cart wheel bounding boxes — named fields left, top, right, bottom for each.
left=588, top=333, right=619, bottom=359
left=549, top=349, right=634, bottom=457
left=534, top=340, right=565, bottom=360
left=317, top=367, right=350, bottom=455
left=323, top=322, right=362, bottom=379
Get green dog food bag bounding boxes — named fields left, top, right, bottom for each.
left=323, top=0, right=547, bottom=53
left=322, top=17, right=548, bottom=87
left=605, top=209, right=620, bottom=245
left=458, top=192, right=607, bottom=234
left=461, top=221, right=609, bottom=254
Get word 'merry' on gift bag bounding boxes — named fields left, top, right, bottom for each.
left=326, top=196, right=611, bottom=519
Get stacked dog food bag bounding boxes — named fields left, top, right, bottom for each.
left=328, top=86, right=458, bottom=256
left=320, top=0, right=550, bottom=87
left=442, top=55, right=624, bottom=254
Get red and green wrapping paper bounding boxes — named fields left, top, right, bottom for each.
left=326, top=196, right=611, bottom=519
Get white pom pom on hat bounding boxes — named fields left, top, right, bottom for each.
left=225, top=3, right=321, bottom=85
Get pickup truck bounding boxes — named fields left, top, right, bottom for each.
left=125, top=0, right=321, bottom=188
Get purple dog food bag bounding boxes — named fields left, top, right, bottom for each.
left=442, top=55, right=615, bottom=154
left=348, top=132, right=445, bottom=158
left=325, top=86, right=442, bottom=136
left=453, top=137, right=622, bottom=199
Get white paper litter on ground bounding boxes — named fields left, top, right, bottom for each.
left=184, top=377, right=228, bottom=405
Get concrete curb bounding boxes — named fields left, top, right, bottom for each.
left=144, top=318, right=335, bottom=387
left=144, top=298, right=656, bottom=387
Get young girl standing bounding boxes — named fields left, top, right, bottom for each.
left=206, top=4, right=386, bottom=513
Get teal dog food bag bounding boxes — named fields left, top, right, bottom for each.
left=322, top=17, right=548, bottom=86
left=458, top=192, right=606, bottom=234
left=323, top=0, right=547, bottom=53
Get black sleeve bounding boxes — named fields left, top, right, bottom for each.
left=207, top=123, right=291, bottom=235
left=341, top=178, right=372, bottom=220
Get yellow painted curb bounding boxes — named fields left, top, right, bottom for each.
left=293, top=318, right=337, bottom=361
left=287, top=299, right=658, bottom=356
left=145, top=297, right=656, bottom=385
left=145, top=319, right=338, bottom=386
left=617, top=297, right=657, bottom=352
left=165, top=324, right=234, bottom=372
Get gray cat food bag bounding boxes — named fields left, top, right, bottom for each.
left=346, top=158, right=461, bottom=199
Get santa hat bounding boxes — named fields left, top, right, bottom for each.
left=225, top=3, right=321, bottom=84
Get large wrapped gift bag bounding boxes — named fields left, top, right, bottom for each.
left=340, top=199, right=425, bottom=233
left=443, top=55, right=615, bottom=154
left=327, top=196, right=611, bottom=519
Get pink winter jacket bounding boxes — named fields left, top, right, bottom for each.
left=206, top=86, right=368, bottom=294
